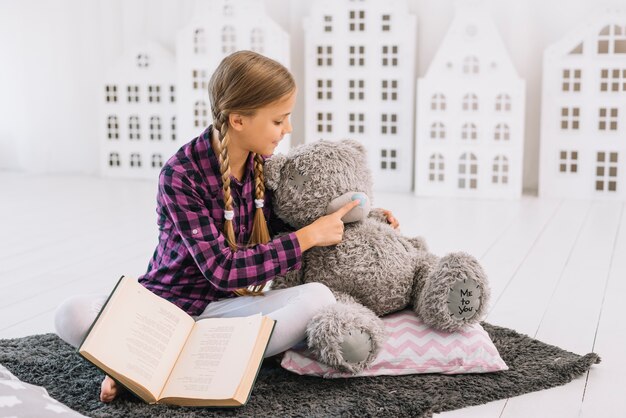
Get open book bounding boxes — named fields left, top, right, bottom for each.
left=78, top=276, right=275, bottom=407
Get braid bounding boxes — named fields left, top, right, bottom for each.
left=212, top=115, right=237, bottom=251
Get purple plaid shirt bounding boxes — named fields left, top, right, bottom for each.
left=138, top=126, right=302, bottom=316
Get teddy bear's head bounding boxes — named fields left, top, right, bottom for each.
left=265, top=139, right=374, bottom=229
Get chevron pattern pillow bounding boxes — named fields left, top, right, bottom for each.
left=281, top=309, right=508, bottom=378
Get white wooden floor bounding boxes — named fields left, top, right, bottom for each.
left=0, top=171, right=624, bottom=418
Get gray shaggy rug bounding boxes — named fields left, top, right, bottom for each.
left=0, top=323, right=599, bottom=418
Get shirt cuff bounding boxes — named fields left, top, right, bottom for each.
left=272, top=231, right=302, bottom=274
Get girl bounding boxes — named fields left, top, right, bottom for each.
left=54, top=51, right=399, bottom=403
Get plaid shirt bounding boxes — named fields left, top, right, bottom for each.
left=138, top=126, right=302, bottom=316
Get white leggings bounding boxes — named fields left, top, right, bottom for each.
left=54, top=282, right=335, bottom=357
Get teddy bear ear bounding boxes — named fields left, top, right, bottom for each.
left=340, top=139, right=367, bottom=156
left=264, top=153, right=288, bottom=191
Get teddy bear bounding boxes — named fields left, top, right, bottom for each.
left=265, top=139, right=490, bottom=373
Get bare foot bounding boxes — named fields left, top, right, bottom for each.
left=100, top=375, right=118, bottom=403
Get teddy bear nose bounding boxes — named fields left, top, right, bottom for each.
left=350, top=193, right=367, bottom=208
left=326, top=191, right=371, bottom=223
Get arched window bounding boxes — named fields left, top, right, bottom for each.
left=130, top=153, right=142, bottom=168
left=430, top=93, right=446, bottom=111
left=463, top=56, right=479, bottom=74
left=462, top=93, right=478, bottom=111
left=151, top=153, right=163, bottom=168
left=458, top=153, right=478, bottom=189
left=222, top=26, right=236, bottom=54
left=171, top=116, right=176, bottom=141
left=495, top=94, right=511, bottom=111
left=108, top=152, right=121, bottom=167
left=194, top=28, right=206, bottom=54
left=107, top=115, right=119, bottom=140
left=494, top=123, right=510, bottom=141
left=598, top=25, right=626, bottom=54
left=492, top=155, right=509, bottom=184
left=128, top=116, right=140, bottom=140
left=429, top=154, right=445, bottom=182
left=251, top=28, right=264, bottom=53
left=149, top=116, right=161, bottom=141
left=194, top=101, right=209, bottom=128
left=430, top=122, right=445, bottom=140
left=461, top=123, right=477, bottom=141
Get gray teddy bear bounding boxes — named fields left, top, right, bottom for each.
left=265, top=139, right=490, bottom=373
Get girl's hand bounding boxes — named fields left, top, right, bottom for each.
left=382, top=209, right=400, bottom=229
left=295, top=200, right=360, bottom=250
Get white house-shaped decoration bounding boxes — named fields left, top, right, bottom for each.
left=100, top=42, right=178, bottom=179
left=539, top=9, right=626, bottom=199
left=303, top=0, right=417, bottom=192
left=176, top=0, right=291, bottom=153
left=414, top=1, right=525, bottom=198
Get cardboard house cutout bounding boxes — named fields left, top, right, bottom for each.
left=100, top=42, right=178, bottom=179
left=539, top=9, right=626, bottom=200
left=414, top=0, right=525, bottom=198
left=303, top=0, right=417, bottom=192
left=176, top=0, right=291, bottom=154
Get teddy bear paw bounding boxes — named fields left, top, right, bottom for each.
left=339, top=329, right=373, bottom=364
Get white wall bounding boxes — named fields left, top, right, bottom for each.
left=0, top=0, right=622, bottom=191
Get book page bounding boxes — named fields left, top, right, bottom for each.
left=80, top=277, right=195, bottom=398
left=159, top=314, right=262, bottom=401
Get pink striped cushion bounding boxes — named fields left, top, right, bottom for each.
left=281, top=309, right=508, bottom=378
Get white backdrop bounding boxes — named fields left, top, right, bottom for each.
left=0, top=0, right=622, bottom=193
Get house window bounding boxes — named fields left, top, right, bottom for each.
left=562, top=69, right=582, bottom=92
left=108, top=152, right=121, bottom=167
left=107, top=116, right=119, bottom=140
left=599, top=108, right=619, bottom=131
left=430, top=122, right=445, bottom=140
left=324, top=15, right=332, bottom=32
left=348, top=113, right=365, bottom=134
left=494, top=123, right=510, bottom=141
left=349, top=45, right=365, bottom=66
left=381, top=113, right=397, bottom=135
left=561, top=107, right=580, bottom=130
left=380, top=149, right=398, bottom=170
left=149, top=116, right=162, bottom=141
left=171, top=116, right=176, bottom=141
left=492, top=155, right=509, bottom=184
left=429, top=154, right=445, bottom=182
left=458, top=153, right=478, bottom=189
left=317, top=113, right=332, bottom=133
left=194, top=101, right=209, bottom=128
left=316, top=46, right=333, bottom=66
left=151, top=153, right=163, bottom=168
left=559, top=150, right=578, bottom=173
left=128, top=116, right=141, bottom=140
left=381, top=80, right=398, bottom=101
left=349, top=10, right=365, bottom=31
left=348, top=79, right=365, bottom=100
left=194, top=28, right=206, bottom=54
left=222, top=25, right=236, bottom=54
left=381, top=14, right=391, bottom=32
left=317, top=79, right=333, bottom=100
left=461, top=123, right=477, bottom=141
left=192, top=69, right=208, bottom=90
left=463, top=56, right=479, bottom=74
left=495, top=94, right=511, bottom=112
left=105, top=85, right=117, bottom=103
left=251, top=28, right=264, bottom=53
left=169, top=85, right=175, bottom=103
left=430, top=93, right=446, bottom=111
left=598, top=25, right=626, bottom=54
left=382, top=45, right=398, bottom=66
left=462, top=93, right=478, bottom=111
left=148, top=85, right=160, bottom=103
left=595, top=151, right=618, bottom=192
left=136, top=54, right=149, bottom=68
left=600, top=68, right=626, bottom=92
left=223, top=1, right=233, bottom=16
left=130, top=153, right=142, bottom=168
left=127, top=85, right=139, bottom=103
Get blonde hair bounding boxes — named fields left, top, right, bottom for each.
left=209, top=51, right=295, bottom=296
